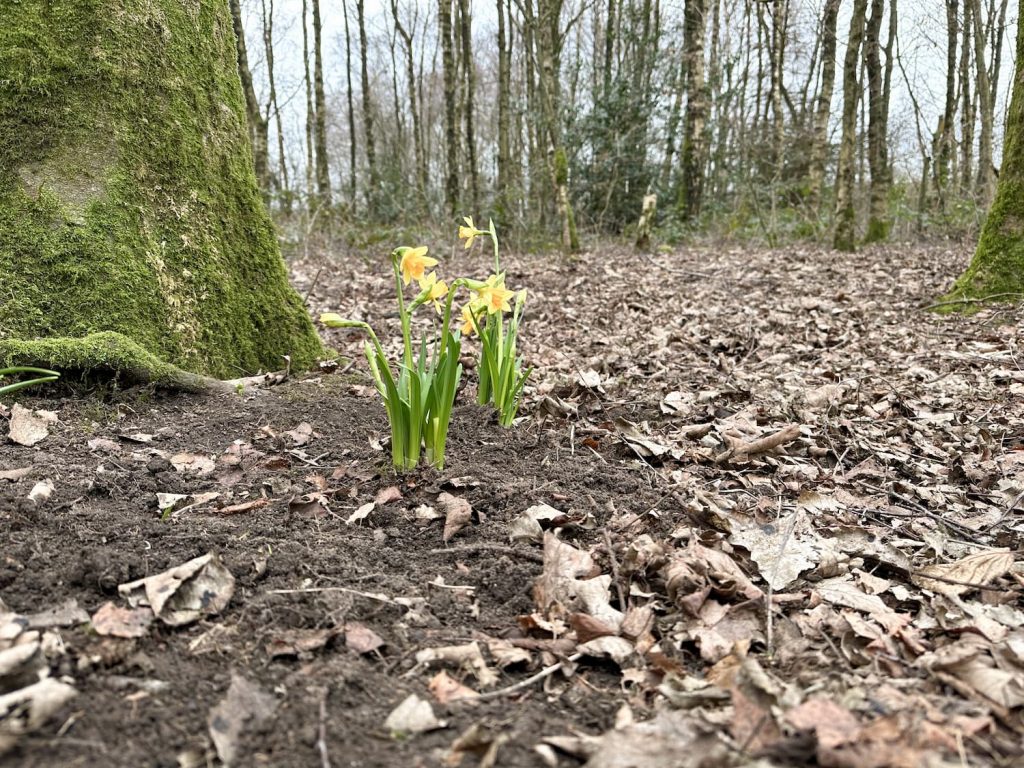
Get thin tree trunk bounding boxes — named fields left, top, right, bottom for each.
left=302, top=0, right=315, bottom=204
left=960, top=0, right=975, bottom=194
left=342, top=0, right=357, bottom=207
left=392, top=0, right=427, bottom=211
left=968, top=0, right=995, bottom=203
left=312, top=0, right=331, bottom=206
left=261, top=0, right=291, bottom=215
left=936, top=0, right=957, bottom=209
left=679, top=0, right=707, bottom=220
left=439, top=0, right=459, bottom=216
left=355, top=0, right=377, bottom=213
left=834, top=0, right=868, bottom=251
left=863, top=0, right=889, bottom=242
left=496, top=0, right=513, bottom=217
left=458, top=0, right=479, bottom=213
left=229, top=0, right=270, bottom=201
left=807, top=0, right=841, bottom=211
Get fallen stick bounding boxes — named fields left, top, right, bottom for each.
left=476, top=653, right=583, bottom=701
left=715, top=424, right=802, bottom=464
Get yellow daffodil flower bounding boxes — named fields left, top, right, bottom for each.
left=399, top=246, right=437, bottom=286
left=418, top=272, right=449, bottom=313
left=475, top=274, right=515, bottom=314
left=460, top=303, right=480, bottom=335
left=458, top=216, right=486, bottom=249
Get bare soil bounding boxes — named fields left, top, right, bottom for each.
left=2, top=240, right=1023, bottom=767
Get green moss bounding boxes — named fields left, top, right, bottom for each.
left=942, top=15, right=1024, bottom=307
left=0, top=0, right=322, bottom=381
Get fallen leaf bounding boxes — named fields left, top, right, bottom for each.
left=583, top=709, right=730, bottom=767
left=118, top=552, right=235, bottom=626
left=169, top=453, right=216, bottom=477
left=265, top=628, right=339, bottom=658
left=8, top=405, right=57, bottom=447
left=428, top=670, right=479, bottom=704
left=415, top=642, right=498, bottom=687
left=440, top=493, right=473, bottom=542
left=0, top=467, right=32, bottom=482
left=25, top=600, right=90, bottom=630
left=509, top=504, right=564, bottom=543
left=345, top=622, right=385, bottom=654
left=347, top=501, right=375, bottom=524
left=0, top=678, right=77, bottom=751
left=283, top=422, right=314, bottom=446
left=27, top=479, right=54, bottom=504
left=383, top=694, right=445, bottom=736
left=375, top=485, right=403, bottom=505
left=207, top=673, right=277, bottom=766
left=90, top=602, right=154, bottom=639
left=913, top=549, right=1015, bottom=596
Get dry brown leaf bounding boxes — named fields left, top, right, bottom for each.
left=90, top=602, right=154, bottom=638
left=913, top=549, right=1015, bottom=596
left=7, top=405, right=57, bottom=447
left=345, top=622, right=385, bottom=654
left=207, top=673, right=277, bottom=766
left=118, top=552, right=235, bottom=626
left=440, top=493, right=473, bottom=542
left=428, top=670, right=479, bottom=704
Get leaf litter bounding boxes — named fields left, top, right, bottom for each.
left=2, top=242, right=1023, bottom=765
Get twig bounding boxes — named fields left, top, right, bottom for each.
left=317, top=687, right=332, bottom=768
left=476, top=653, right=582, bottom=701
left=715, top=424, right=802, bottom=464
left=603, top=529, right=628, bottom=611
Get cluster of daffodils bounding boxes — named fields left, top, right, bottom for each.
left=456, top=218, right=532, bottom=427
left=321, top=219, right=530, bottom=471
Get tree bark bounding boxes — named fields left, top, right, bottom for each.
left=944, top=0, right=1024, bottom=303
left=312, top=0, right=332, bottom=206
left=229, top=0, right=270, bottom=202
left=302, top=0, right=315, bottom=203
left=960, top=0, right=975, bottom=193
left=863, top=0, right=890, bottom=243
left=0, top=0, right=322, bottom=378
left=392, top=0, right=427, bottom=211
left=833, top=0, right=868, bottom=251
left=967, top=0, right=995, bottom=204
left=496, top=0, right=513, bottom=219
left=458, top=0, right=479, bottom=214
left=807, top=0, right=840, bottom=211
left=342, top=0, right=358, bottom=207
left=439, top=0, right=460, bottom=217
left=935, top=0, right=957, bottom=209
left=356, top=0, right=378, bottom=213
left=678, top=0, right=707, bottom=220
left=261, top=0, right=291, bottom=214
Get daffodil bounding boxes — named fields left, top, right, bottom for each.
left=475, top=274, right=515, bottom=314
left=399, top=246, right=437, bottom=286
left=460, top=303, right=480, bottom=335
left=458, top=216, right=486, bottom=250
left=418, top=272, right=449, bottom=313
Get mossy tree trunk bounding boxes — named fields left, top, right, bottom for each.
left=833, top=0, right=868, bottom=252
left=945, top=0, right=1024, bottom=304
left=0, top=0, right=322, bottom=381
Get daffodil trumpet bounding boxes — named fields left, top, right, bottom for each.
left=0, top=366, right=60, bottom=398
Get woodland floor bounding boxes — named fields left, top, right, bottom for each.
left=2, top=240, right=1024, bottom=767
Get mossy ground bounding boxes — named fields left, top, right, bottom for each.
left=0, top=0, right=322, bottom=380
